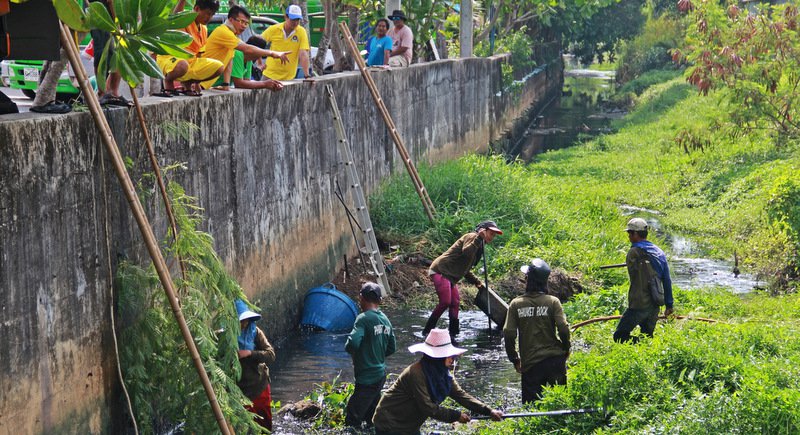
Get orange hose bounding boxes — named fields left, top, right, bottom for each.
left=571, top=314, right=718, bottom=331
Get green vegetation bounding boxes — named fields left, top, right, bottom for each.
left=369, top=56, right=800, bottom=431
left=615, top=14, right=684, bottom=83
left=116, top=182, right=265, bottom=434
left=678, top=2, right=800, bottom=138
left=468, top=288, right=800, bottom=434
left=372, top=75, right=800, bottom=290
left=303, top=374, right=354, bottom=429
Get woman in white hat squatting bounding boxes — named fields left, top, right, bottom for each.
left=371, top=329, right=503, bottom=434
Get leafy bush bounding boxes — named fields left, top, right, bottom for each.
left=678, top=2, right=800, bottom=138
left=476, top=27, right=536, bottom=89
left=304, top=375, right=354, bottom=429
left=616, top=16, right=683, bottom=83
left=117, top=182, right=263, bottom=434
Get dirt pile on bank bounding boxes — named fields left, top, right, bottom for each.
left=331, top=255, right=584, bottom=307
left=330, top=254, right=434, bottom=307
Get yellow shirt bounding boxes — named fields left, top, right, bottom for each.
left=261, top=23, right=310, bottom=80
left=203, top=23, right=240, bottom=69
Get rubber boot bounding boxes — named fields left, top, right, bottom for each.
left=448, top=317, right=460, bottom=341
left=422, top=315, right=439, bottom=337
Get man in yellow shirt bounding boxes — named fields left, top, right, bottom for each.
left=201, top=5, right=290, bottom=90
left=261, top=5, right=311, bottom=80
left=155, top=0, right=224, bottom=96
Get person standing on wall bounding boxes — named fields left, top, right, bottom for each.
left=504, top=258, right=571, bottom=403
left=422, top=221, right=503, bottom=340
left=386, top=10, right=413, bottom=67
left=614, top=217, right=675, bottom=343
left=261, top=4, right=311, bottom=80
left=235, top=299, right=277, bottom=431
left=344, top=282, right=396, bottom=430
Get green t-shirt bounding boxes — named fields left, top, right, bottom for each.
left=214, top=50, right=253, bottom=87
left=344, top=309, right=396, bottom=385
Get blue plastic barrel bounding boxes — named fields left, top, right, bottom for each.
left=300, top=283, right=358, bottom=332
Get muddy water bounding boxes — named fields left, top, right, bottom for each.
left=270, top=309, right=519, bottom=434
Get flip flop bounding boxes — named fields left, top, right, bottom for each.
left=178, top=88, right=202, bottom=97
left=99, top=94, right=132, bottom=107
left=152, top=88, right=174, bottom=98
left=30, top=101, right=72, bottom=114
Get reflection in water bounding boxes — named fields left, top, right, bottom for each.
left=513, top=66, right=622, bottom=162
left=270, top=310, right=520, bottom=434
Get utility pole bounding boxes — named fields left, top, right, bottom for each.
left=460, top=0, right=473, bottom=57
left=385, top=0, right=401, bottom=17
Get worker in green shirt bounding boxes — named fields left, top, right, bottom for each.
left=344, top=282, right=396, bottom=429
left=503, top=258, right=571, bottom=403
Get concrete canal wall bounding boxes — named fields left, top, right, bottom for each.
left=0, top=55, right=562, bottom=434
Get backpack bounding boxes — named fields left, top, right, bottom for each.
left=636, top=248, right=665, bottom=306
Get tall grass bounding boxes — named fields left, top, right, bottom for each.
left=371, top=76, right=800, bottom=290
left=369, top=67, right=800, bottom=433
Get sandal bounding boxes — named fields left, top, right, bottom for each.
left=30, top=100, right=72, bottom=114
left=99, top=94, right=132, bottom=107
left=178, top=88, right=202, bottom=97
left=153, top=88, right=174, bottom=98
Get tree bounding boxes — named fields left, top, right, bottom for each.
left=676, top=1, right=800, bottom=138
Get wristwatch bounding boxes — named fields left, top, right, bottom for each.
left=220, top=82, right=230, bottom=86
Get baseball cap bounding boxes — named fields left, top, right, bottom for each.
left=476, top=220, right=503, bottom=235
left=360, top=282, right=383, bottom=302
left=286, top=4, right=303, bottom=19
left=625, top=217, right=648, bottom=232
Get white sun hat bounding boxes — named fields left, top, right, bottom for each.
left=408, top=328, right=467, bottom=358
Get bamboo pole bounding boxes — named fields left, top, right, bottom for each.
left=129, top=88, right=189, bottom=286
left=57, top=22, right=232, bottom=435
left=337, top=22, right=436, bottom=222
left=570, top=314, right=718, bottom=331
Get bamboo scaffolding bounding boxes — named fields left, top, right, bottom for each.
left=57, top=22, right=231, bottom=435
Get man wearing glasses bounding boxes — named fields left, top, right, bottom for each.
left=387, top=9, right=413, bottom=67
left=261, top=5, right=311, bottom=80
left=201, top=5, right=290, bottom=91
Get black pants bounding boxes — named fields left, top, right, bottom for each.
left=521, top=355, right=568, bottom=403
left=345, top=376, right=386, bottom=428
left=613, top=307, right=659, bottom=343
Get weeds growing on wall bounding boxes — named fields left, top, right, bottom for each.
left=116, top=181, right=264, bottom=434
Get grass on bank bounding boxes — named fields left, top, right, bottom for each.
left=371, top=76, right=800, bottom=291
left=368, top=74, right=800, bottom=432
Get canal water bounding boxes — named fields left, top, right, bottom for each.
left=267, top=61, right=760, bottom=433
left=270, top=310, right=517, bottom=434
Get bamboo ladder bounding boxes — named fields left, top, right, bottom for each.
left=337, top=22, right=436, bottom=222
